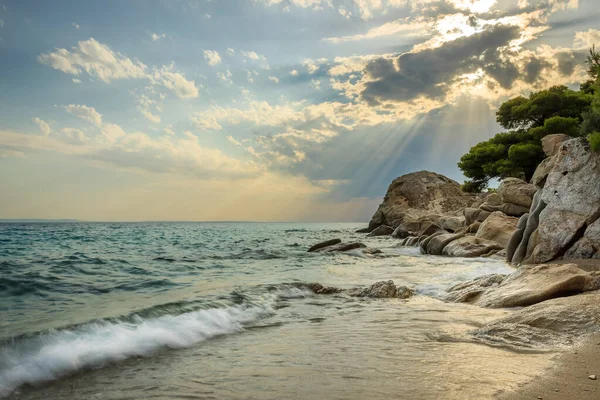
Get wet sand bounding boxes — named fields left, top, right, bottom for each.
left=498, top=333, right=600, bottom=400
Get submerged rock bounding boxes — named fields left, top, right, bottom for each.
left=308, top=238, right=342, bottom=252
left=472, top=293, right=600, bottom=349
left=349, top=280, right=415, bottom=299
left=448, top=264, right=600, bottom=308
left=302, top=280, right=415, bottom=299
left=315, top=242, right=367, bottom=252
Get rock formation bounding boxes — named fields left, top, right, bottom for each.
left=447, top=263, right=600, bottom=308
left=508, top=137, right=600, bottom=264
left=472, top=293, right=600, bottom=349
left=366, top=171, right=475, bottom=232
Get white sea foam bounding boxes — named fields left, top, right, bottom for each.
left=0, top=302, right=273, bottom=397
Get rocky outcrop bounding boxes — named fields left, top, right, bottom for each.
left=366, top=171, right=474, bottom=231
left=447, top=264, right=600, bottom=308
left=475, top=212, right=518, bottom=248
left=308, top=239, right=342, bottom=252
left=441, top=236, right=504, bottom=257
left=472, top=293, right=600, bottom=349
left=508, top=138, right=600, bottom=264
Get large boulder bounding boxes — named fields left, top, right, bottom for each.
left=530, top=138, right=600, bottom=263
left=507, top=138, right=600, bottom=264
left=497, top=178, right=536, bottom=209
left=531, top=156, right=556, bottom=189
left=479, top=202, right=530, bottom=217
left=438, top=215, right=465, bottom=232
left=542, top=133, right=571, bottom=157
left=366, top=171, right=474, bottom=231
left=472, top=293, right=600, bottom=349
left=475, top=211, right=519, bottom=248
left=441, top=236, right=504, bottom=257
left=367, top=225, right=394, bottom=237
left=448, top=264, right=600, bottom=308
left=424, top=233, right=465, bottom=255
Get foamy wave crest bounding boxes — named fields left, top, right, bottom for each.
left=0, top=302, right=274, bottom=397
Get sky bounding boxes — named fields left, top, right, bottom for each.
left=0, top=0, right=598, bottom=222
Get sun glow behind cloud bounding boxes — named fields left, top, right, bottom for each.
left=0, top=0, right=596, bottom=221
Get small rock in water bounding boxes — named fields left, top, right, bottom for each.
left=589, top=375, right=597, bottom=380
left=307, top=239, right=342, bottom=252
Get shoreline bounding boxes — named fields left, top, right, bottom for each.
left=496, top=333, right=600, bottom=400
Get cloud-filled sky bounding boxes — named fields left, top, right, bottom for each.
left=0, top=0, right=598, bottom=221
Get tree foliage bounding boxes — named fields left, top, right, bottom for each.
left=458, top=131, right=544, bottom=188
left=586, top=45, right=600, bottom=82
left=495, top=85, right=591, bottom=130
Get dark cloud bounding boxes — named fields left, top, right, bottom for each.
left=556, top=51, right=577, bottom=76
left=523, top=56, right=550, bottom=83
left=484, top=61, right=520, bottom=88
left=360, top=24, right=521, bottom=105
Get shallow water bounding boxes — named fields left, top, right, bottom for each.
left=0, top=222, right=555, bottom=399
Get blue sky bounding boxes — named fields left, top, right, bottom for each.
left=0, top=0, right=598, bottom=221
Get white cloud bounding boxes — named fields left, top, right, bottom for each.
left=72, top=23, right=80, bottom=30
left=268, top=76, right=280, bottom=83
left=152, top=65, right=199, bottom=99
left=163, top=126, right=175, bottom=136
left=141, top=110, right=161, bottom=124
left=203, top=50, right=222, bottom=66
left=246, top=69, right=258, bottom=83
left=38, top=38, right=198, bottom=99
left=325, top=17, right=431, bottom=43
left=100, top=123, right=126, bottom=143
left=242, top=51, right=260, bottom=60
left=151, top=32, right=166, bottom=41
left=227, top=48, right=236, bottom=56
left=33, top=117, right=51, bottom=135
left=64, top=104, right=103, bottom=127
left=60, top=128, right=86, bottom=144
left=72, top=78, right=82, bottom=84
left=38, top=38, right=148, bottom=82
left=218, top=69, right=233, bottom=84
left=574, top=29, right=600, bottom=50
left=290, top=69, right=299, bottom=76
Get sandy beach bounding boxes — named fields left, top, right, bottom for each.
left=498, top=333, right=600, bottom=400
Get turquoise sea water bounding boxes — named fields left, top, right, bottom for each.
left=0, top=222, right=555, bottom=399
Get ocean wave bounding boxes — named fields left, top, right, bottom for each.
left=0, top=301, right=275, bottom=397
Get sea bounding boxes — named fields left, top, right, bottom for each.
left=0, top=222, right=558, bottom=399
